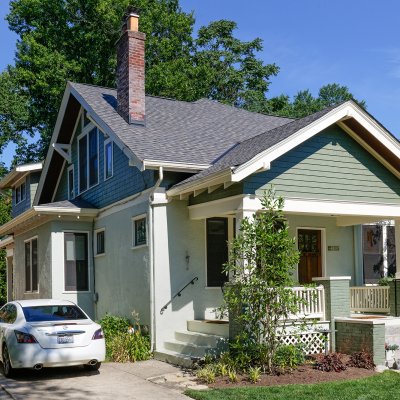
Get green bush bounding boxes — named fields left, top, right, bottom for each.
left=98, top=313, right=151, bottom=362
left=273, top=344, right=305, bottom=371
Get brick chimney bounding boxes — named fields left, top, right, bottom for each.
left=116, top=8, right=146, bottom=125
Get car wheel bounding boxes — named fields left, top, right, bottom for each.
left=2, top=344, right=14, bottom=378
left=84, top=362, right=101, bottom=371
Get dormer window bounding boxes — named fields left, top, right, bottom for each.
left=15, top=180, right=26, bottom=205
left=78, top=127, right=99, bottom=193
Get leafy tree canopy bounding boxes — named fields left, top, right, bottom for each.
left=1, top=0, right=364, bottom=164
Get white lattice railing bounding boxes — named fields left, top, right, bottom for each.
left=288, top=286, right=325, bottom=320
left=350, top=285, right=390, bottom=313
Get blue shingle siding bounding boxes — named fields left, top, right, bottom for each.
left=54, top=121, right=155, bottom=208
left=244, top=126, right=400, bottom=203
left=12, top=173, right=41, bottom=217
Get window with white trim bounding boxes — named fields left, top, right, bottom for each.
left=25, top=237, right=38, bottom=292
left=15, top=180, right=26, bottom=205
left=132, top=215, right=147, bottom=247
left=95, top=229, right=105, bottom=255
left=68, top=165, right=74, bottom=200
left=78, top=127, right=99, bottom=193
left=64, top=232, right=89, bottom=291
left=104, top=139, right=113, bottom=180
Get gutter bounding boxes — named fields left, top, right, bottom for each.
left=148, top=166, right=163, bottom=352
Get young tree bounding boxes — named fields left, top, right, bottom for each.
left=221, top=189, right=300, bottom=373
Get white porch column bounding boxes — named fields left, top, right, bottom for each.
left=235, top=198, right=255, bottom=237
left=395, top=219, right=400, bottom=279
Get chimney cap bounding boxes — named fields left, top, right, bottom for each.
left=125, top=5, right=140, bottom=18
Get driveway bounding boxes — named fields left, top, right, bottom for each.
left=0, top=360, right=201, bottom=399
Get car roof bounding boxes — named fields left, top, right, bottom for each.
left=12, top=299, right=76, bottom=307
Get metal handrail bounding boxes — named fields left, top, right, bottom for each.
left=160, top=276, right=198, bottom=315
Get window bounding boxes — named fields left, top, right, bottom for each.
left=95, top=229, right=105, bottom=255
left=15, top=180, right=26, bottom=205
left=64, top=232, right=89, bottom=291
left=132, top=215, right=147, bottom=247
left=363, top=223, right=396, bottom=283
left=68, top=165, right=74, bottom=200
left=25, top=237, right=38, bottom=292
left=78, top=127, right=98, bottom=193
left=104, top=139, right=113, bottom=180
left=206, top=218, right=229, bottom=287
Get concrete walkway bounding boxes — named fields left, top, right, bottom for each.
left=0, top=360, right=204, bottom=399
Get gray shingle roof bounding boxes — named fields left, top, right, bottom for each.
left=172, top=104, right=340, bottom=188
left=69, top=82, right=292, bottom=166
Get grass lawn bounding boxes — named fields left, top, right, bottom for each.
left=185, top=371, right=400, bottom=400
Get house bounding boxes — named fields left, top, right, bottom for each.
left=1, top=9, right=400, bottom=365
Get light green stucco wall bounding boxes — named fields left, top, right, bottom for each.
left=287, top=215, right=356, bottom=285
left=246, top=125, right=400, bottom=203
left=13, top=223, right=53, bottom=300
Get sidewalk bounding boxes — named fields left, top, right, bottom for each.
left=0, top=360, right=205, bottom=399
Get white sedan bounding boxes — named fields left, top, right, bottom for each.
left=0, top=299, right=106, bottom=377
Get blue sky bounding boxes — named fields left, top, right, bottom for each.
left=1, top=0, right=400, bottom=166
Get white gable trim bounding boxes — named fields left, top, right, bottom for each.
left=231, top=101, right=400, bottom=182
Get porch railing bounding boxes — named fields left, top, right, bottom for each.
left=289, top=286, right=325, bottom=320
left=350, top=286, right=390, bottom=313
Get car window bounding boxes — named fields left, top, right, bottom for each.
left=22, top=305, right=88, bottom=322
left=0, top=304, right=17, bottom=324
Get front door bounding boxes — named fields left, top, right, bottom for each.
left=298, top=229, right=322, bottom=284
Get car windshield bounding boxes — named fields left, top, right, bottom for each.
left=22, top=305, right=88, bottom=322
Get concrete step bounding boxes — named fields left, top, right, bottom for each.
left=187, top=320, right=229, bottom=338
left=175, top=330, right=222, bottom=347
left=153, top=349, right=195, bottom=368
left=164, top=340, right=210, bottom=358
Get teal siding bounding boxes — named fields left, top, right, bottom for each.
left=244, top=126, right=400, bottom=204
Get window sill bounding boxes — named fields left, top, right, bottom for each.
left=62, top=291, right=91, bottom=294
left=205, top=286, right=224, bottom=290
left=131, top=244, right=148, bottom=250
left=94, top=253, right=105, bottom=258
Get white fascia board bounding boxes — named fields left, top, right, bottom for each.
left=0, top=162, right=43, bottom=189
left=231, top=102, right=400, bottom=183
left=34, top=84, right=73, bottom=206
left=34, top=205, right=98, bottom=217
left=143, top=159, right=210, bottom=173
left=242, top=196, right=400, bottom=219
left=166, top=169, right=232, bottom=197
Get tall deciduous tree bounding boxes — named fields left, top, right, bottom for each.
left=4, top=0, right=279, bottom=162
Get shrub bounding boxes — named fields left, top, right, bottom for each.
left=273, top=344, right=305, bottom=372
left=228, top=369, right=238, bottom=383
left=348, top=351, right=375, bottom=370
left=314, top=353, right=347, bottom=372
left=196, top=366, right=216, bottom=383
left=98, top=312, right=151, bottom=362
left=248, top=366, right=261, bottom=383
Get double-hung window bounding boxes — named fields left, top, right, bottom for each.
left=104, top=139, right=113, bottom=180
left=78, top=127, right=99, bottom=193
left=64, top=232, right=89, bottom=292
left=25, top=237, right=38, bottom=292
left=15, top=180, right=26, bottom=205
left=95, top=229, right=105, bottom=255
left=132, top=215, right=147, bottom=248
left=68, top=165, right=74, bottom=200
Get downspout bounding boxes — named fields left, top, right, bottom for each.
left=149, top=166, right=163, bottom=352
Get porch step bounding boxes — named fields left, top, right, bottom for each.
left=187, top=320, right=229, bottom=338
left=175, top=330, right=223, bottom=347
left=164, top=339, right=211, bottom=358
left=156, top=320, right=229, bottom=368
left=154, top=349, right=195, bottom=368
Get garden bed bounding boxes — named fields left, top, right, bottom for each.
left=207, top=363, right=377, bottom=388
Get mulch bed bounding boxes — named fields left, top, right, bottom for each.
left=208, top=364, right=377, bottom=388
